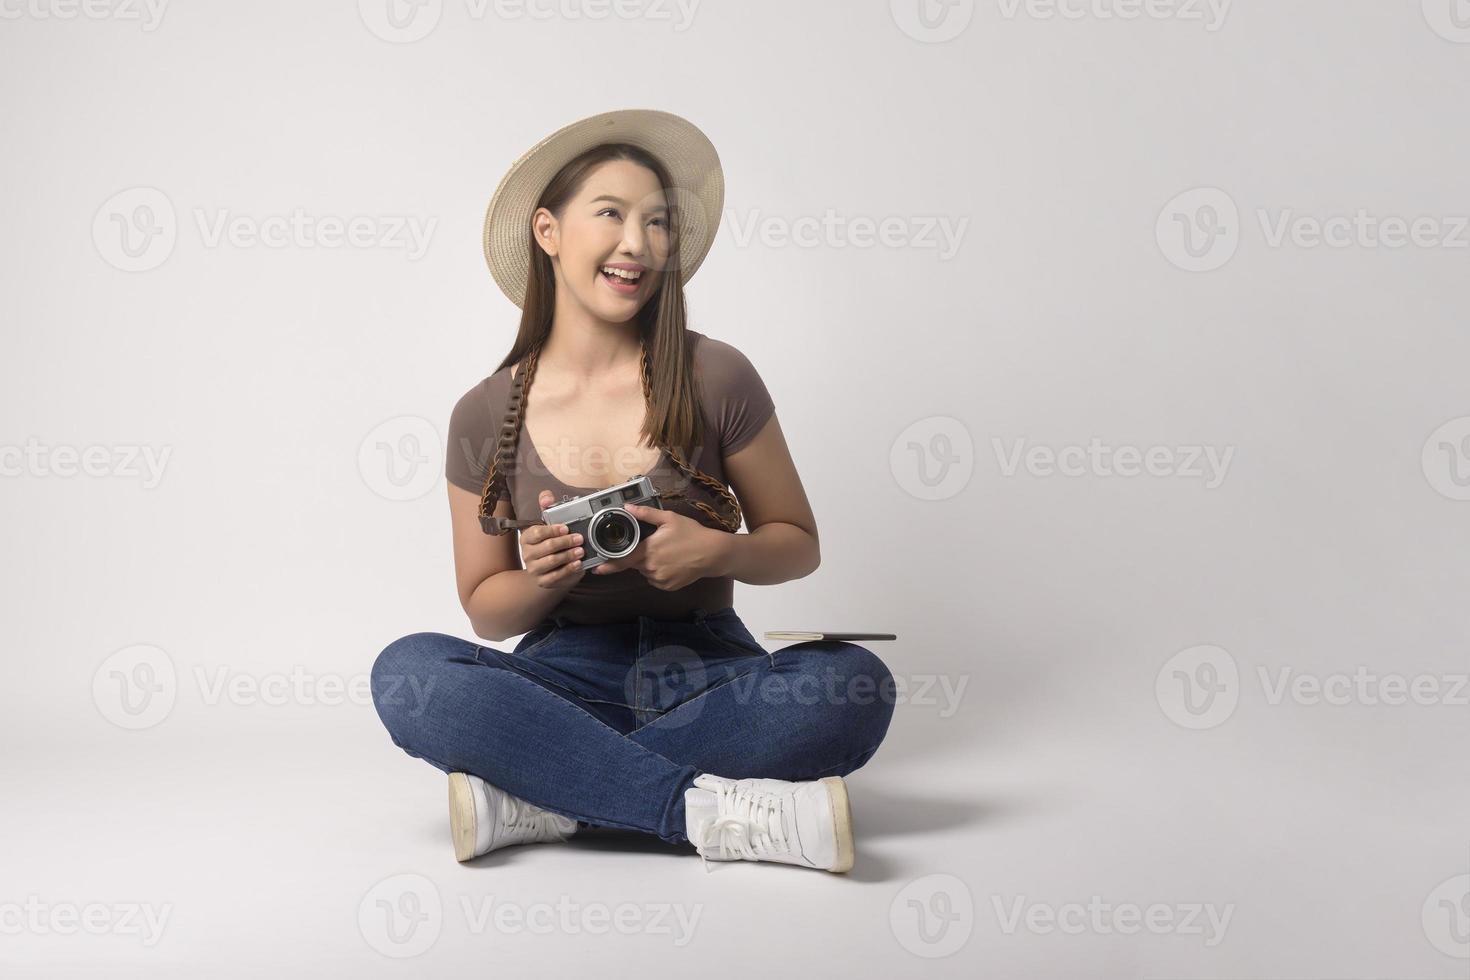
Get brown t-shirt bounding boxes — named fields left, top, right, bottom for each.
left=445, top=329, right=776, bottom=625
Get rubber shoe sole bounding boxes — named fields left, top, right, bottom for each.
left=821, top=776, right=855, bottom=873
left=448, top=772, right=479, bottom=863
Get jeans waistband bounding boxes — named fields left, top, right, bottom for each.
left=547, top=605, right=737, bottom=629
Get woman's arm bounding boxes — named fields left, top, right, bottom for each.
left=447, top=484, right=573, bottom=641
left=710, top=413, right=821, bottom=585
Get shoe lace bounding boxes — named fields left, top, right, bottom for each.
left=692, top=781, right=790, bottom=873
left=498, top=794, right=563, bottom=843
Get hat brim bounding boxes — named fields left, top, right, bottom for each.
left=483, top=108, right=724, bottom=309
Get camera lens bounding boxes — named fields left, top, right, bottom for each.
left=588, top=509, right=639, bottom=559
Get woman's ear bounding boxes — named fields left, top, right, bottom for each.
left=531, top=207, right=558, bottom=258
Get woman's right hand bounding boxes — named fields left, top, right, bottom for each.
left=520, top=489, right=587, bottom=590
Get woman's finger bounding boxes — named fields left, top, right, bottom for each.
left=524, top=522, right=565, bottom=547
left=535, top=559, right=581, bottom=589
left=528, top=533, right=580, bottom=562
left=523, top=528, right=573, bottom=552
left=537, top=551, right=584, bottom=587
left=532, top=546, right=581, bottom=575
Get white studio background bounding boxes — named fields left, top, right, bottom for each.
left=2, top=2, right=1468, bottom=978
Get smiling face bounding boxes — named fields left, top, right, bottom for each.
left=533, top=158, right=671, bottom=323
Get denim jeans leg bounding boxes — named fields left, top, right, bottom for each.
left=626, top=639, right=898, bottom=783
left=371, top=631, right=699, bottom=842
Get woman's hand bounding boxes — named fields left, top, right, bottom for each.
left=590, top=503, right=725, bottom=591
left=520, top=489, right=588, bottom=591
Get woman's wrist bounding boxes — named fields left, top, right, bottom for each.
left=704, top=529, right=741, bottom=579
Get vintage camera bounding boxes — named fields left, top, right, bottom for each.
left=540, top=474, right=665, bottom=569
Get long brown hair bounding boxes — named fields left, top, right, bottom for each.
left=482, top=142, right=743, bottom=533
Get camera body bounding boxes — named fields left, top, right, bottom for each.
left=540, top=474, right=665, bottom=569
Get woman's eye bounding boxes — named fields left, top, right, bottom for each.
left=597, top=206, right=666, bottom=230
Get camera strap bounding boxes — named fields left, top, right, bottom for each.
left=476, top=338, right=744, bottom=536
left=477, top=346, right=543, bottom=535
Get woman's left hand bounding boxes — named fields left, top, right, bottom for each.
left=590, top=503, right=724, bottom=590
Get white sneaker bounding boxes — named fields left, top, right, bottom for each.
left=447, top=772, right=578, bottom=862
left=683, top=773, right=854, bottom=873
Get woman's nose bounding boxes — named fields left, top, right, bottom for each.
left=619, top=223, right=647, bottom=257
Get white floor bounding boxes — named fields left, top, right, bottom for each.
left=4, top=671, right=1465, bottom=979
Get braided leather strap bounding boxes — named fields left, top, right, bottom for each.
left=475, top=336, right=744, bottom=536
left=638, top=343, right=744, bottom=533
left=476, top=343, right=548, bottom=535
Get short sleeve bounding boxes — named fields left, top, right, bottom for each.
left=696, top=336, right=776, bottom=457
left=445, top=379, right=508, bottom=499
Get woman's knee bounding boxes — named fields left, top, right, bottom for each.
left=370, top=631, right=464, bottom=728
left=783, top=641, right=897, bottom=739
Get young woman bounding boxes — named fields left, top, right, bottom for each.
left=371, top=109, right=895, bottom=873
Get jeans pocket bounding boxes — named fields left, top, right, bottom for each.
left=514, top=622, right=562, bottom=659
left=697, top=613, right=767, bottom=659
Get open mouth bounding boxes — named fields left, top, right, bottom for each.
left=599, top=265, right=643, bottom=293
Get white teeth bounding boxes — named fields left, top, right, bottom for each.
left=601, top=266, right=642, bottom=281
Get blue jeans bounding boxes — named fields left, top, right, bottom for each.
left=371, top=605, right=896, bottom=844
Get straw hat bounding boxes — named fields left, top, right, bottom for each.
left=482, top=108, right=725, bottom=309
